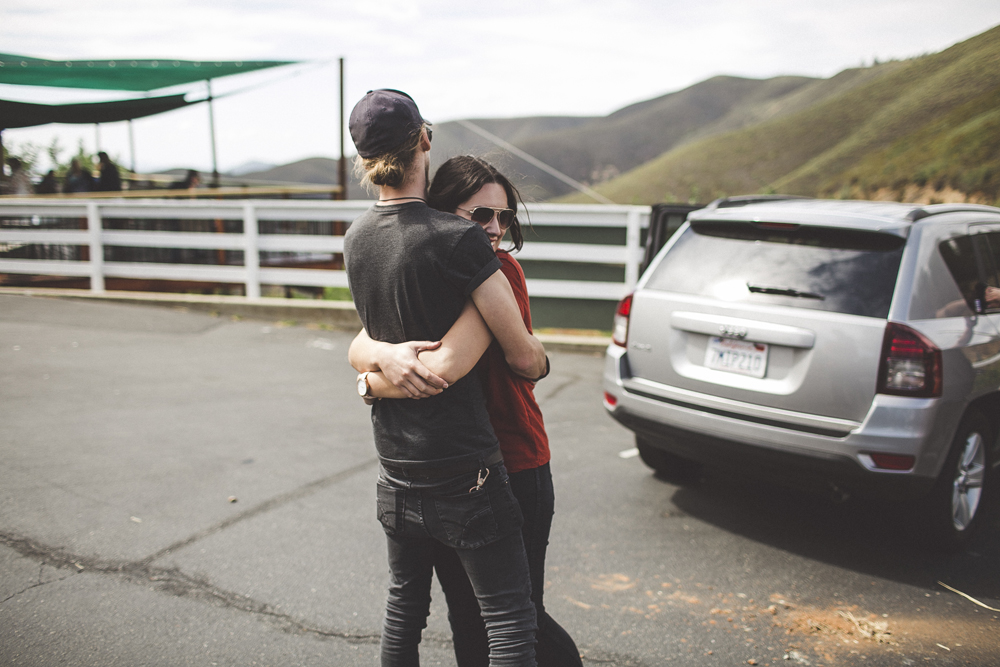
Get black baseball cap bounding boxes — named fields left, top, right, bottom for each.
left=349, top=89, right=429, bottom=158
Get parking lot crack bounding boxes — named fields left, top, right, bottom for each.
left=0, top=530, right=382, bottom=643
left=0, top=459, right=383, bottom=640
left=536, top=372, right=582, bottom=406
left=139, top=457, right=379, bottom=566
left=1, top=570, right=77, bottom=606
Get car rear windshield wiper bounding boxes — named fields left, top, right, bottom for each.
left=747, top=283, right=825, bottom=300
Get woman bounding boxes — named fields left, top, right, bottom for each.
left=351, top=155, right=582, bottom=667
left=63, top=158, right=94, bottom=193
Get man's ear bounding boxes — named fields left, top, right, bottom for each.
left=419, top=128, right=432, bottom=152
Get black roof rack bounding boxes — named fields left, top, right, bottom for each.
left=706, top=194, right=812, bottom=210
left=907, top=203, right=1000, bottom=222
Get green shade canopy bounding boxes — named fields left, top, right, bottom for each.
left=0, top=54, right=298, bottom=92
left=0, top=94, right=194, bottom=129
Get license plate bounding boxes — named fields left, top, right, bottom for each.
left=704, top=337, right=768, bottom=378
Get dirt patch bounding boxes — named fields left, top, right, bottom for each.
left=771, top=595, right=894, bottom=645
left=575, top=571, right=999, bottom=663
left=591, top=573, right=637, bottom=592
left=866, top=185, right=991, bottom=205
left=753, top=592, right=998, bottom=664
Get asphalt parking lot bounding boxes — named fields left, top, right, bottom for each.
left=2, top=293, right=999, bottom=666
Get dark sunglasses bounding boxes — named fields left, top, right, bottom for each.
left=458, top=206, right=515, bottom=229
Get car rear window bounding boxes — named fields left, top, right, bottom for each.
left=644, top=221, right=906, bottom=318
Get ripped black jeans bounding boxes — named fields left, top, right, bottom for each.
left=377, top=459, right=537, bottom=667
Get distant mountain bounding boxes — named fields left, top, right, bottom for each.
left=227, top=161, right=276, bottom=176
left=238, top=157, right=374, bottom=199
left=232, top=23, right=999, bottom=207
left=231, top=119, right=600, bottom=199
left=393, top=69, right=909, bottom=202
left=512, top=74, right=818, bottom=198
left=564, top=24, right=1000, bottom=205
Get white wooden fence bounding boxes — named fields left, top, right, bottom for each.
left=0, top=199, right=650, bottom=301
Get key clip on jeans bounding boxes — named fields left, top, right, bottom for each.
left=469, top=466, right=490, bottom=493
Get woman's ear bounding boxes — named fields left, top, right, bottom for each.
left=419, top=128, right=432, bottom=152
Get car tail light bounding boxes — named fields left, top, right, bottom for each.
left=877, top=322, right=942, bottom=398
left=612, top=293, right=633, bottom=348
left=603, top=392, right=618, bottom=408
left=868, top=453, right=916, bottom=471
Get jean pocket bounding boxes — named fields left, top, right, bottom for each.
left=433, top=486, right=499, bottom=549
left=486, top=472, right=523, bottom=538
left=376, top=480, right=404, bottom=535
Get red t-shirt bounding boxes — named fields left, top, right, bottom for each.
left=479, top=251, right=550, bottom=473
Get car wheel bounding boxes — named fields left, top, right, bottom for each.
left=923, top=410, right=994, bottom=551
left=636, top=435, right=703, bottom=485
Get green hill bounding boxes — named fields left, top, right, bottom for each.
left=567, top=24, right=1000, bottom=205
left=429, top=75, right=836, bottom=200
left=514, top=75, right=818, bottom=190
left=428, top=67, right=911, bottom=201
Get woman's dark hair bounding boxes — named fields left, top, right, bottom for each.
left=428, top=155, right=526, bottom=251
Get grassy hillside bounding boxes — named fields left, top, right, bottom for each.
left=463, top=69, right=898, bottom=201
left=837, top=88, right=1000, bottom=201
left=517, top=75, right=816, bottom=187
left=569, top=24, right=1000, bottom=205
left=420, top=75, right=869, bottom=201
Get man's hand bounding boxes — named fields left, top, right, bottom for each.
left=377, top=340, right=448, bottom=398
left=986, top=286, right=1000, bottom=309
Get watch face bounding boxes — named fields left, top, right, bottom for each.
left=358, top=375, right=368, bottom=396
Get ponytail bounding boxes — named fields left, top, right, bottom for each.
left=353, top=125, right=426, bottom=193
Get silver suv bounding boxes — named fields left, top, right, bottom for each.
left=603, top=198, right=1000, bottom=549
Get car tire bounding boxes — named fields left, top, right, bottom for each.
left=922, top=410, right=994, bottom=551
left=636, top=435, right=703, bottom=485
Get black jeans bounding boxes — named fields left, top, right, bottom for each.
left=434, top=463, right=582, bottom=667
left=378, top=460, right=537, bottom=667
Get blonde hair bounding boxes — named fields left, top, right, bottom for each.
left=353, top=124, right=427, bottom=194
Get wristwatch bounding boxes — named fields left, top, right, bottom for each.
left=357, top=371, right=375, bottom=399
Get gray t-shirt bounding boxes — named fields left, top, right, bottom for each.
left=344, top=201, right=503, bottom=466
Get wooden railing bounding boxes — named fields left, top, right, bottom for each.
left=0, top=198, right=650, bottom=301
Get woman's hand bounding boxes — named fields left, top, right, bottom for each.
left=378, top=340, right=448, bottom=398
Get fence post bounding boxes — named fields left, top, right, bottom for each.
left=624, top=207, right=642, bottom=291
left=243, top=203, right=260, bottom=299
left=87, top=201, right=105, bottom=293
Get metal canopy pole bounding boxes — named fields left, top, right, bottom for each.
left=207, top=79, right=220, bottom=188
left=128, top=119, right=136, bottom=174
left=338, top=57, right=347, bottom=200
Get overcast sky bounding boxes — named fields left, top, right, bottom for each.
left=3, top=0, right=999, bottom=175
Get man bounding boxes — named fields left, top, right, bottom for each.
left=343, top=89, right=546, bottom=666
left=94, top=152, right=122, bottom=192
